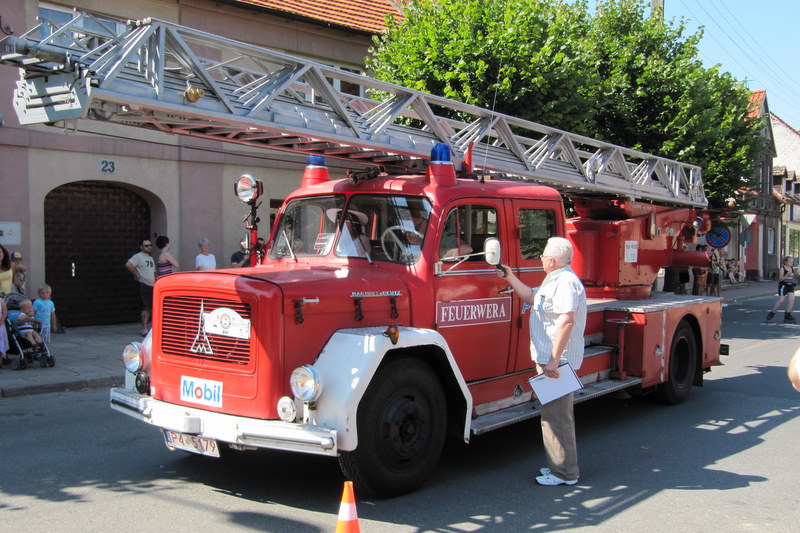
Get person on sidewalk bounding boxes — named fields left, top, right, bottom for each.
left=497, top=237, right=587, bottom=486
left=692, top=244, right=708, bottom=295
left=0, top=245, right=13, bottom=295
left=0, top=296, right=8, bottom=366
left=8, top=298, right=44, bottom=348
left=10, top=251, right=27, bottom=295
left=725, top=258, right=745, bottom=284
left=155, top=235, right=179, bottom=277
left=709, top=249, right=722, bottom=297
left=230, top=239, right=250, bottom=268
left=767, top=256, right=796, bottom=323
left=125, top=239, right=156, bottom=336
left=32, top=284, right=58, bottom=343
left=195, top=238, right=217, bottom=270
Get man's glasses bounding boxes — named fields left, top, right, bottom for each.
left=143, top=244, right=152, bottom=248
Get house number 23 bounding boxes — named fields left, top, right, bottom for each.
left=100, top=159, right=116, bottom=173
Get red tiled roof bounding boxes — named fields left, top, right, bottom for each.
left=230, top=0, right=402, bottom=34
left=749, top=90, right=766, bottom=119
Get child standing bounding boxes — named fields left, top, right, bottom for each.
left=33, top=284, right=57, bottom=343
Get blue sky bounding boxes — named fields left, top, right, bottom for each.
left=663, top=0, right=799, bottom=130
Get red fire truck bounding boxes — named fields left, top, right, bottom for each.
left=1, top=13, right=725, bottom=497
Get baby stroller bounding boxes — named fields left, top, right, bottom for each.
left=4, top=293, right=55, bottom=370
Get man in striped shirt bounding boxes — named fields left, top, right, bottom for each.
left=498, top=236, right=587, bottom=486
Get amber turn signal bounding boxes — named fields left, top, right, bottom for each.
left=384, top=326, right=400, bottom=345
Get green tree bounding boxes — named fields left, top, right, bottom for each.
left=369, top=0, right=764, bottom=207
left=585, top=0, right=763, bottom=206
left=369, top=0, right=596, bottom=135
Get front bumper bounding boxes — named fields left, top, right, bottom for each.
left=110, top=387, right=338, bottom=456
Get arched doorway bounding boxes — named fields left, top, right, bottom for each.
left=44, top=181, right=150, bottom=326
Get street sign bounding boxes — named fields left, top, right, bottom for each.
left=707, top=226, right=732, bottom=248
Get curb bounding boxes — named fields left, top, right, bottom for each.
left=0, top=375, right=126, bottom=398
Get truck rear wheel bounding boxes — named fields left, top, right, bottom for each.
left=657, top=320, right=697, bottom=404
left=339, top=358, right=447, bottom=498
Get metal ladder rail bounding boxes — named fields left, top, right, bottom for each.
left=0, top=13, right=706, bottom=207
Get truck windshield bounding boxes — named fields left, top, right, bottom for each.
left=269, top=194, right=432, bottom=264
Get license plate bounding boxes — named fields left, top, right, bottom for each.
left=163, top=430, right=220, bottom=457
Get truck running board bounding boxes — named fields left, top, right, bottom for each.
left=470, top=376, right=644, bottom=435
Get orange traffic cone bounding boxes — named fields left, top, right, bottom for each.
left=335, top=481, right=360, bottom=533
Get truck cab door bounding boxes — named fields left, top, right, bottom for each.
left=505, top=199, right=562, bottom=373
left=432, top=201, right=512, bottom=381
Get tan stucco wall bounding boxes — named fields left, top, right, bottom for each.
left=0, top=0, right=374, bottom=313
left=24, top=148, right=181, bottom=290
left=63, top=0, right=179, bottom=23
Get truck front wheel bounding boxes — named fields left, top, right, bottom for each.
left=657, top=321, right=697, bottom=404
left=339, top=358, right=447, bottom=498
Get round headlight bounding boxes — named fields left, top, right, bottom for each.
left=122, top=342, right=145, bottom=373
left=277, top=396, right=298, bottom=422
left=235, top=174, right=263, bottom=204
left=290, top=365, right=323, bottom=403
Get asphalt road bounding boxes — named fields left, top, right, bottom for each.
left=1, top=295, right=798, bottom=532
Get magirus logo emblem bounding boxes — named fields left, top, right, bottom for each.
left=190, top=300, right=214, bottom=355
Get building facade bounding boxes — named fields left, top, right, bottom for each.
left=738, top=91, right=779, bottom=281
left=0, top=0, right=396, bottom=325
left=772, top=114, right=800, bottom=261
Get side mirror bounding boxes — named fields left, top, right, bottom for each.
left=436, top=237, right=502, bottom=273
left=483, top=238, right=501, bottom=266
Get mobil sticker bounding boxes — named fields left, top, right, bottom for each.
left=181, top=376, right=223, bottom=408
left=436, top=297, right=512, bottom=327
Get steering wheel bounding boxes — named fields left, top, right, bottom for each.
left=380, top=225, right=423, bottom=263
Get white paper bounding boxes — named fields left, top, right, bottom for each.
left=528, top=363, right=583, bottom=405
left=624, top=240, right=638, bottom=263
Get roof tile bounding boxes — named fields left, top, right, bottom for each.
left=749, top=89, right=766, bottom=119
left=231, top=0, right=402, bottom=34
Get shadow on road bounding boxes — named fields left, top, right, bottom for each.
left=97, top=366, right=798, bottom=531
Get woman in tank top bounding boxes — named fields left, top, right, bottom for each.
left=155, top=235, right=179, bottom=277
left=0, top=245, right=13, bottom=295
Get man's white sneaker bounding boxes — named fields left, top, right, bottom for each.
left=536, top=473, right=578, bottom=486
left=539, top=467, right=551, bottom=476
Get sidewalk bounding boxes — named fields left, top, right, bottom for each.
left=1, top=322, right=135, bottom=398
left=0, top=282, right=777, bottom=398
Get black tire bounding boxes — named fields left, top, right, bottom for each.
left=339, top=358, right=447, bottom=498
left=656, top=320, right=697, bottom=404
left=11, top=358, right=20, bottom=370
left=40, top=356, right=48, bottom=368
left=19, top=358, right=27, bottom=370
left=48, top=355, right=56, bottom=367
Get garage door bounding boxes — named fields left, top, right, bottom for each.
left=44, top=181, right=150, bottom=326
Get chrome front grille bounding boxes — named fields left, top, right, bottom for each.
left=161, top=296, right=252, bottom=365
